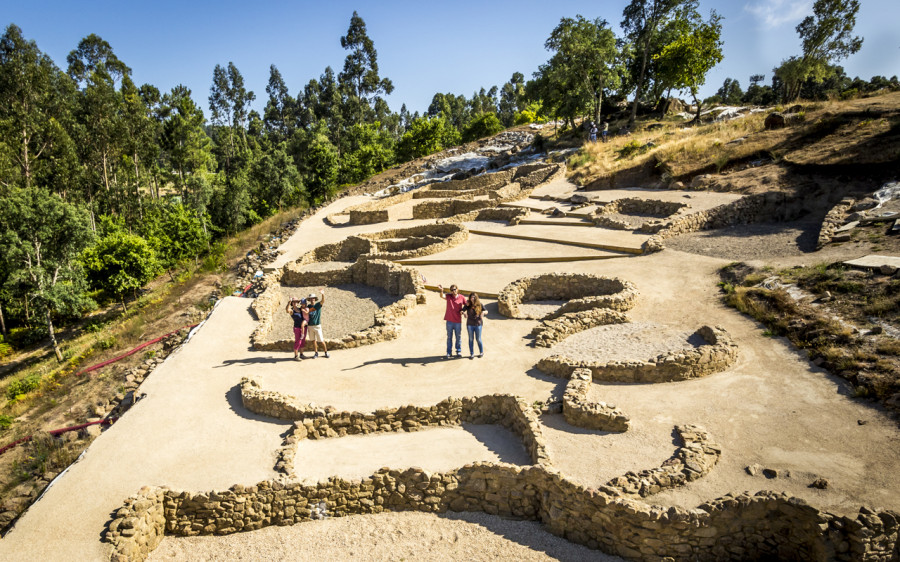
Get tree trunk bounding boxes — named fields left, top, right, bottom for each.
left=629, top=41, right=652, bottom=127
left=0, top=303, right=6, bottom=335
left=46, top=309, right=63, bottom=362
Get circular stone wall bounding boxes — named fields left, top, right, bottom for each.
left=498, top=273, right=637, bottom=320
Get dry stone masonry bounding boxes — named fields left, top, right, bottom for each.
left=106, top=462, right=898, bottom=562
left=538, top=326, right=738, bottom=383
left=237, top=376, right=549, bottom=476
left=563, top=368, right=630, bottom=432
left=251, top=259, right=424, bottom=352
left=592, top=197, right=690, bottom=233
left=498, top=273, right=638, bottom=321
left=642, top=191, right=807, bottom=253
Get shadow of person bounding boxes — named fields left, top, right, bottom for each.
left=341, top=355, right=448, bottom=371
left=215, top=352, right=291, bottom=368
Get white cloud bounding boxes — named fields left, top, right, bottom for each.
left=744, top=0, right=812, bottom=27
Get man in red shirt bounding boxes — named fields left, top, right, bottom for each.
left=438, top=284, right=467, bottom=358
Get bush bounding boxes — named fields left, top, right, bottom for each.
left=7, top=373, right=42, bottom=401
left=81, top=232, right=161, bottom=305
left=617, top=139, right=649, bottom=159
left=0, top=414, right=12, bottom=430
left=0, top=335, right=11, bottom=360
left=461, top=113, right=504, bottom=143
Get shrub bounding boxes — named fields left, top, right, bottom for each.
left=462, top=113, right=504, bottom=143
left=617, top=139, right=648, bottom=159
left=0, top=414, right=12, bottom=430
left=6, top=373, right=42, bottom=401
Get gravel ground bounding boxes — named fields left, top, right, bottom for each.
left=551, top=322, right=701, bottom=363
left=664, top=220, right=821, bottom=260
left=148, top=511, right=620, bottom=561
left=517, top=300, right=565, bottom=319
left=267, top=284, right=402, bottom=342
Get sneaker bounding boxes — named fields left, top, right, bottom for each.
left=445, top=355, right=452, bottom=359
left=293, top=355, right=300, bottom=361
left=313, top=352, right=319, bottom=358
left=469, top=354, right=474, bottom=359
left=478, top=352, right=483, bottom=357
left=299, top=353, right=307, bottom=359
left=323, top=352, right=330, bottom=358
left=456, top=353, right=462, bottom=358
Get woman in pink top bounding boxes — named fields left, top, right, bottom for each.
left=438, top=284, right=467, bottom=358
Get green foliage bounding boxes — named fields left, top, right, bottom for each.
left=201, top=242, right=227, bottom=273
left=461, top=113, right=504, bottom=143
left=81, top=231, right=160, bottom=305
left=304, top=129, right=339, bottom=204
left=339, top=122, right=395, bottom=185
left=617, top=139, right=650, bottom=158
left=396, top=117, right=460, bottom=162
left=7, top=372, right=42, bottom=400
left=0, top=338, right=12, bottom=360
left=0, top=414, right=13, bottom=430
left=533, top=15, right=620, bottom=125
left=654, top=10, right=724, bottom=120
left=139, top=203, right=211, bottom=270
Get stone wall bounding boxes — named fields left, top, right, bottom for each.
left=514, top=163, right=564, bottom=190
left=237, top=377, right=550, bottom=476
left=251, top=259, right=424, bottom=352
left=537, top=326, right=739, bottom=383
left=439, top=169, right=515, bottom=192
left=532, top=308, right=630, bottom=348
left=440, top=206, right=530, bottom=226
left=105, top=486, right=167, bottom=562
left=289, top=223, right=469, bottom=267
left=327, top=191, right=416, bottom=226
left=591, top=198, right=690, bottom=233
left=412, top=198, right=498, bottom=220
left=563, top=368, right=630, bottom=432
left=817, top=197, right=855, bottom=248
left=642, top=192, right=803, bottom=253
left=106, top=452, right=898, bottom=562
left=498, top=273, right=638, bottom=320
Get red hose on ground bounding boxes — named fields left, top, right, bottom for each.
left=0, top=418, right=118, bottom=457
left=239, top=283, right=253, bottom=297
left=74, top=323, right=197, bottom=377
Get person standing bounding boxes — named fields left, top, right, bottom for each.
left=589, top=122, right=598, bottom=143
left=462, top=292, right=487, bottom=358
left=601, top=121, right=609, bottom=142
left=438, top=284, right=466, bottom=358
left=285, top=297, right=308, bottom=360
left=307, top=289, right=329, bottom=358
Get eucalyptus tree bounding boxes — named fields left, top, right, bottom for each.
left=621, top=0, right=684, bottom=126
left=208, top=62, right=255, bottom=180
left=339, top=11, right=394, bottom=126
left=161, top=85, right=213, bottom=208
left=653, top=10, right=724, bottom=122
left=498, top=73, right=526, bottom=127
left=774, top=0, right=863, bottom=100
left=66, top=33, right=130, bottom=88
left=0, top=24, right=76, bottom=191
left=544, top=16, right=619, bottom=124
left=0, top=187, right=95, bottom=361
left=263, top=64, right=295, bottom=142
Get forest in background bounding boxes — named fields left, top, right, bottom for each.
left=0, top=0, right=894, bottom=366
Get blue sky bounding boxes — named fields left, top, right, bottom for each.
left=3, top=0, right=898, bottom=116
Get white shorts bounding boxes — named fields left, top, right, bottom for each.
left=308, top=325, right=324, bottom=342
